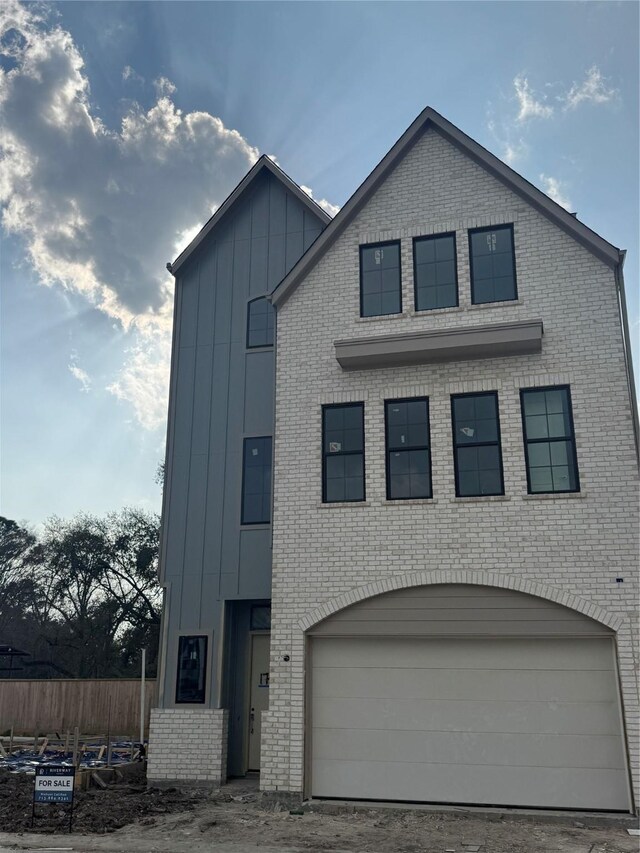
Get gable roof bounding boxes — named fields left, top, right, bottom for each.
left=271, top=106, right=623, bottom=308
left=168, top=155, right=332, bottom=277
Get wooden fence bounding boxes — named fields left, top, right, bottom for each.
left=0, top=679, right=157, bottom=736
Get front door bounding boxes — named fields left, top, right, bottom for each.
left=248, top=633, right=270, bottom=770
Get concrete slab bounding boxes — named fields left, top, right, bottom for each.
left=306, top=798, right=638, bottom=829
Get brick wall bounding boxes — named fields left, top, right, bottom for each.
left=262, top=127, right=640, bottom=802
left=147, top=708, right=228, bottom=785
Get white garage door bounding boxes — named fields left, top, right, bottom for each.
left=309, top=588, right=630, bottom=811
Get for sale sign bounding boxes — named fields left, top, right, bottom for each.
left=34, top=766, right=75, bottom=803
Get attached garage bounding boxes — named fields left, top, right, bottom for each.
left=308, top=585, right=631, bottom=811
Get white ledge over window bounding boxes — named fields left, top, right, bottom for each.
left=334, top=319, right=543, bottom=370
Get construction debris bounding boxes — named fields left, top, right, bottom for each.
left=0, top=762, right=203, bottom=834
left=0, top=732, right=143, bottom=774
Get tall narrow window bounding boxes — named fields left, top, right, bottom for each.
left=469, top=225, right=517, bottom=304
left=176, top=635, right=208, bottom=704
left=521, top=386, right=580, bottom=493
left=413, top=233, right=458, bottom=311
left=322, top=404, right=365, bottom=502
left=452, top=393, right=504, bottom=497
left=385, top=398, right=432, bottom=499
left=360, top=242, right=401, bottom=317
left=247, top=297, right=275, bottom=348
left=242, top=437, right=272, bottom=524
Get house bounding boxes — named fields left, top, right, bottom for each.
left=147, top=156, right=330, bottom=782
left=149, top=108, right=639, bottom=814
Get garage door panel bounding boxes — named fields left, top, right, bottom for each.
left=310, top=635, right=630, bottom=810
left=313, top=637, right=614, bottom=671
left=312, top=727, right=627, bottom=770
left=311, top=759, right=629, bottom=811
left=312, top=696, right=620, bottom=736
left=313, top=665, right=617, bottom=703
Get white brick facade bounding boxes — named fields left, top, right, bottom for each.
left=262, top=128, right=639, bottom=804
left=147, top=708, right=228, bottom=785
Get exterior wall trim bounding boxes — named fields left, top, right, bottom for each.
left=334, top=318, right=543, bottom=370
left=298, top=570, right=624, bottom=633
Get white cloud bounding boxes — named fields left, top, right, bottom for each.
left=563, top=66, right=618, bottom=110
left=107, top=323, right=172, bottom=430
left=0, top=4, right=236, bottom=430
left=0, top=1, right=260, bottom=325
left=514, top=75, right=554, bottom=122
left=68, top=362, right=92, bottom=393
left=502, top=139, right=529, bottom=167
left=486, top=115, right=529, bottom=168
left=0, top=3, right=337, bottom=430
left=539, top=174, right=572, bottom=211
left=300, top=185, right=339, bottom=218
left=122, top=65, right=144, bottom=86
left=153, top=75, right=176, bottom=98
left=173, top=220, right=208, bottom=258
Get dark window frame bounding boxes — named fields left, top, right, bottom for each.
left=412, top=232, right=459, bottom=312
left=359, top=240, right=402, bottom=318
left=241, top=435, right=272, bottom=525
left=451, top=391, right=505, bottom=497
left=175, top=634, right=208, bottom=704
left=520, top=385, right=581, bottom=494
left=250, top=604, right=272, bottom=631
left=321, top=402, right=366, bottom=503
left=246, top=296, right=275, bottom=349
left=468, top=223, right=518, bottom=305
left=384, top=397, right=433, bottom=500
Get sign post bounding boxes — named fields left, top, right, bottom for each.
left=32, top=765, right=75, bottom=831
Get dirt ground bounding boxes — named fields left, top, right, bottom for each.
left=0, top=768, right=637, bottom=853
left=0, top=764, right=200, bottom=834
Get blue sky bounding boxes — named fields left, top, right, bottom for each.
left=1, top=1, right=638, bottom=527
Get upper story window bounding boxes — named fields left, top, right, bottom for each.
left=385, top=398, right=432, bottom=499
left=242, top=436, right=272, bottom=524
left=247, top=297, right=275, bottom=348
left=451, top=392, right=504, bottom=497
left=360, top=242, right=401, bottom=317
left=520, top=386, right=580, bottom=494
left=176, top=635, right=208, bottom=704
left=413, top=233, right=458, bottom=311
left=322, top=403, right=365, bottom=502
left=469, top=225, right=517, bottom=305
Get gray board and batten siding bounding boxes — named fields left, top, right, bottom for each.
left=158, top=167, right=328, bottom=710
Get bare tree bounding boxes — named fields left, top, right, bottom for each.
left=0, top=516, right=37, bottom=634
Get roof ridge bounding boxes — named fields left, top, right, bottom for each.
left=270, top=106, right=622, bottom=307
left=169, top=154, right=331, bottom=277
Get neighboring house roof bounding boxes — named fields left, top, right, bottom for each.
left=271, top=106, right=623, bottom=309
left=168, top=155, right=332, bottom=277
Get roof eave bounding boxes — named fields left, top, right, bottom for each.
left=271, top=108, right=430, bottom=306
left=271, top=106, right=622, bottom=308
left=432, top=114, right=621, bottom=268
left=168, top=156, right=332, bottom=278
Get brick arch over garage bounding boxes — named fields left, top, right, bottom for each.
left=298, top=569, right=623, bottom=634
